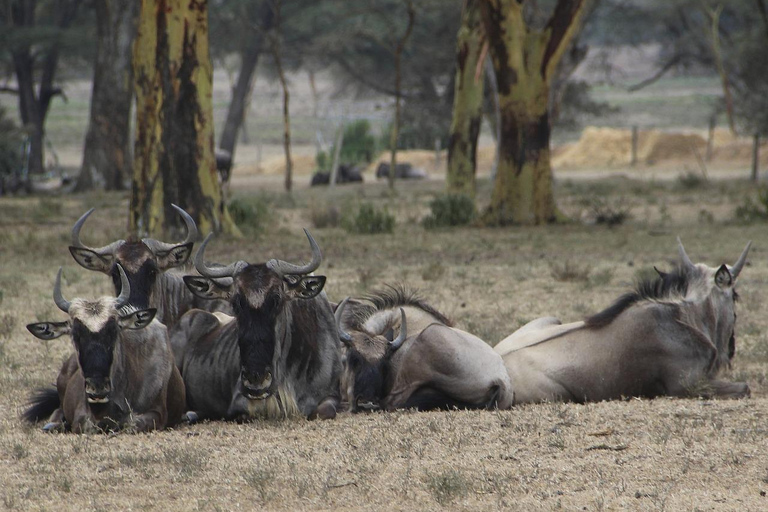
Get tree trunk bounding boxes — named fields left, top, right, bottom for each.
left=130, top=0, right=239, bottom=238
left=388, top=0, right=416, bottom=191
left=447, top=0, right=485, bottom=199
left=219, top=4, right=273, bottom=158
left=76, top=0, right=139, bottom=191
left=480, top=0, right=590, bottom=225
left=9, top=0, right=80, bottom=176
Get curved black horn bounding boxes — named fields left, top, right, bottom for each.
left=71, top=208, right=124, bottom=255
left=53, top=268, right=70, bottom=313
left=194, top=233, right=244, bottom=278
left=114, top=264, right=131, bottom=309
left=388, top=308, right=408, bottom=351
left=730, top=240, right=752, bottom=279
left=266, top=229, right=322, bottom=276
left=677, top=236, right=695, bottom=270
left=335, top=297, right=353, bottom=344
left=142, top=204, right=199, bottom=253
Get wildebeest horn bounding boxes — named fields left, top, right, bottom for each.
left=266, top=229, right=322, bottom=277
left=71, top=208, right=125, bottom=255
left=677, top=237, right=695, bottom=270
left=142, top=204, right=198, bottom=253
left=53, top=268, right=70, bottom=313
left=730, top=240, right=752, bottom=279
left=388, top=308, right=407, bottom=351
left=335, top=297, right=353, bottom=344
left=114, top=264, right=131, bottom=309
left=194, top=233, right=246, bottom=278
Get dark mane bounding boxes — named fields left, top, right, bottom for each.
left=585, top=266, right=690, bottom=328
left=346, top=284, right=453, bottom=330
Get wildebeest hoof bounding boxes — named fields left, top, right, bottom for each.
left=42, top=421, right=62, bottom=433
left=309, top=401, right=337, bottom=420
left=183, top=411, right=200, bottom=424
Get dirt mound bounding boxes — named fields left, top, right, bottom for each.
left=237, top=154, right=318, bottom=176
left=552, top=127, right=708, bottom=169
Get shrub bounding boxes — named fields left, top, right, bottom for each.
left=317, top=120, right=377, bottom=171
left=583, top=196, right=631, bottom=226
left=343, top=203, right=395, bottom=234
left=676, top=171, right=708, bottom=190
left=425, top=470, right=469, bottom=505
left=734, top=187, right=768, bottom=223
left=422, top=194, right=476, bottom=229
left=229, top=196, right=271, bottom=234
left=549, top=260, right=591, bottom=282
left=309, top=204, right=341, bottom=229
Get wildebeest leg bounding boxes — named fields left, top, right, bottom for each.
left=42, top=408, right=66, bottom=432
left=165, top=366, right=187, bottom=428
left=708, top=380, right=750, bottom=399
left=132, top=389, right=170, bottom=432
left=398, top=386, right=483, bottom=411
left=308, top=396, right=338, bottom=420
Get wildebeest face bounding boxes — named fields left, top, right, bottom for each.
left=185, top=230, right=326, bottom=401
left=27, top=267, right=156, bottom=404
left=68, top=205, right=196, bottom=308
left=343, top=342, right=386, bottom=412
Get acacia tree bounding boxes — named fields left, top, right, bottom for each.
left=1, top=0, right=83, bottom=175
left=75, top=0, right=138, bottom=191
left=130, top=0, right=238, bottom=237
left=480, top=0, right=592, bottom=225
left=446, top=0, right=485, bottom=198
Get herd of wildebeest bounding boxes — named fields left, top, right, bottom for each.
left=21, top=204, right=754, bottom=433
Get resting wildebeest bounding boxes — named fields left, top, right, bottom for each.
left=68, top=205, right=230, bottom=326
left=170, top=229, right=341, bottom=421
left=23, top=266, right=185, bottom=433
left=495, top=238, right=752, bottom=403
left=335, top=288, right=514, bottom=412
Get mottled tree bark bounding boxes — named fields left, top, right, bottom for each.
left=76, top=0, right=139, bottom=191
left=130, top=0, right=239, bottom=238
left=480, top=0, right=590, bottom=225
left=388, top=0, right=415, bottom=191
left=447, top=0, right=485, bottom=199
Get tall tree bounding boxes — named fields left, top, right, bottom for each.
left=479, top=0, right=591, bottom=225
left=447, top=0, right=485, bottom=199
left=1, top=0, right=83, bottom=175
left=130, top=0, right=238, bottom=237
left=387, top=0, right=415, bottom=190
left=75, top=0, right=138, bottom=191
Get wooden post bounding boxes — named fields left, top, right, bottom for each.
left=751, top=133, right=760, bottom=182
left=706, top=115, right=715, bottom=162
left=630, top=126, right=638, bottom=166
left=434, top=137, right=441, bottom=171
left=329, top=124, right=344, bottom=189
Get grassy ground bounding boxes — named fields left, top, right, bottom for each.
left=1, top=173, right=768, bottom=510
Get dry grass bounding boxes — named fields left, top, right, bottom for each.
left=2, top=175, right=768, bottom=511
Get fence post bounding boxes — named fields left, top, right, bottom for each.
left=706, top=115, right=715, bottom=162
left=751, top=133, right=760, bottom=182
left=630, top=126, right=638, bottom=166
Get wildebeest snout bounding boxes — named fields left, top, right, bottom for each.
left=240, top=367, right=275, bottom=400
left=84, top=377, right=111, bottom=403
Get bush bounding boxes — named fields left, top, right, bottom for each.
left=228, top=196, right=271, bottom=234
left=309, top=204, right=341, bottom=229
left=676, top=171, right=708, bottom=190
left=317, top=120, right=377, bottom=171
left=582, top=196, right=631, bottom=226
left=0, top=106, right=23, bottom=179
left=422, top=194, right=476, bottom=229
left=343, top=203, right=395, bottom=234
left=734, top=186, right=768, bottom=223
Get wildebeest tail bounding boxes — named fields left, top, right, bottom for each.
left=21, top=387, right=60, bottom=424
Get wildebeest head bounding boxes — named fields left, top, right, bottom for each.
left=184, top=229, right=326, bottom=401
left=676, top=238, right=751, bottom=362
left=26, top=266, right=157, bottom=404
left=335, top=298, right=407, bottom=412
left=68, top=205, right=197, bottom=310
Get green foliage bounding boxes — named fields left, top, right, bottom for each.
left=676, top=171, right=708, bottom=191
left=422, top=194, right=476, bottom=229
left=0, top=107, right=22, bottom=178
left=555, top=81, right=618, bottom=131
left=317, top=120, right=377, bottom=171
left=343, top=203, right=395, bottom=235
left=734, top=187, right=768, bottom=223
left=228, top=196, right=271, bottom=234
left=425, top=469, right=469, bottom=505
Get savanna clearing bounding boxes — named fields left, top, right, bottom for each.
left=1, top=172, right=767, bottom=511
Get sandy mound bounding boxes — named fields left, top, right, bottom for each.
left=552, top=127, right=708, bottom=169
left=237, top=154, right=318, bottom=176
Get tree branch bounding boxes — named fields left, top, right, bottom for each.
left=541, top=0, right=590, bottom=79
left=626, top=54, right=682, bottom=92
left=0, top=86, right=20, bottom=94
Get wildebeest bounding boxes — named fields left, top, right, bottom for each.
left=310, top=164, right=364, bottom=186
left=375, top=162, right=427, bottom=180
left=170, top=229, right=341, bottom=421
left=335, top=287, right=514, bottom=412
left=68, top=205, right=230, bottom=326
left=23, top=266, right=185, bottom=433
left=495, top=239, right=752, bottom=403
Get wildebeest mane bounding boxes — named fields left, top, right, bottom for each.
left=585, top=266, right=690, bottom=329
left=346, top=284, right=453, bottom=331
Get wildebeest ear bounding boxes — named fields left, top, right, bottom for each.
left=715, top=264, right=733, bottom=289
left=69, top=247, right=113, bottom=273
left=119, top=308, right=157, bottom=330
left=184, top=275, right=231, bottom=300
left=287, top=275, right=326, bottom=299
left=156, top=243, right=193, bottom=270
left=27, top=321, right=70, bottom=340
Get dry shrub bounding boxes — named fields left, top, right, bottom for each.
left=549, top=260, right=591, bottom=282
left=425, top=469, right=469, bottom=505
